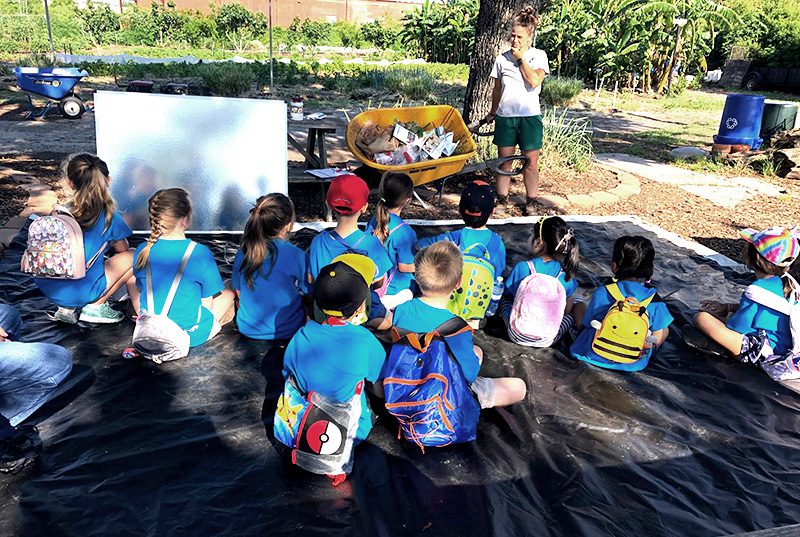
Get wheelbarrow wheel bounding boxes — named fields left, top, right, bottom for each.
left=59, top=96, right=85, bottom=119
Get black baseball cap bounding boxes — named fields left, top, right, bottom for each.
left=314, top=254, right=375, bottom=318
left=459, top=180, right=495, bottom=220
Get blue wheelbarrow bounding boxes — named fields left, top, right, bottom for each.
left=14, top=67, right=90, bottom=120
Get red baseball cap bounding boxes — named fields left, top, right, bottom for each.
left=326, top=174, right=369, bottom=215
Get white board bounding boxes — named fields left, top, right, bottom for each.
left=95, top=90, right=288, bottom=231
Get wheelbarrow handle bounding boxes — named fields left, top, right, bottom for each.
left=488, top=155, right=530, bottom=177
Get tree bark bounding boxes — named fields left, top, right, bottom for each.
left=462, top=0, right=533, bottom=123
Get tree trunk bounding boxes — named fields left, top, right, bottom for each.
left=462, top=0, right=532, bottom=123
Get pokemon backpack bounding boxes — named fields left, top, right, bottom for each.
left=274, top=375, right=363, bottom=481
left=21, top=207, right=106, bottom=279
left=383, top=317, right=480, bottom=450
left=589, top=282, right=656, bottom=371
left=447, top=241, right=495, bottom=321
left=509, top=260, right=567, bottom=346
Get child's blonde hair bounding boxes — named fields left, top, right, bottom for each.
left=135, top=188, right=192, bottom=270
left=66, top=153, right=116, bottom=233
left=415, top=241, right=463, bottom=294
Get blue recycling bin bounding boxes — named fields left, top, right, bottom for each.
left=713, top=94, right=765, bottom=149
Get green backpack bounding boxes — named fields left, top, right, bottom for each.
left=447, top=241, right=495, bottom=321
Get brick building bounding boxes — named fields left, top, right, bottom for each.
left=134, top=0, right=426, bottom=26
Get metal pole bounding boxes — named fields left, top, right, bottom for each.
left=269, top=0, right=274, bottom=92
left=42, top=0, right=55, bottom=58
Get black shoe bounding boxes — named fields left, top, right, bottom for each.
left=0, top=426, right=42, bottom=474
left=683, top=326, right=728, bottom=358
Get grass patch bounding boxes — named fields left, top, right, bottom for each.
left=542, top=77, right=583, bottom=107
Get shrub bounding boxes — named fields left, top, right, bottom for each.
left=368, top=68, right=438, bottom=100
left=361, top=20, right=401, bottom=50
left=332, top=21, right=366, bottom=49
left=541, top=107, right=593, bottom=172
left=78, top=1, right=120, bottom=45
left=541, top=77, right=583, bottom=107
left=200, top=63, right=254, bottom=97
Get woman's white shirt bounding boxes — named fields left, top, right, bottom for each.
left=491, top=48, right=550, bottom=117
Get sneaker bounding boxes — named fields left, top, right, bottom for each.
left=524, top=197, right=541, bottom=217
left=683, top=326, right=728, bottom=357
left=50, top=306, right=81, bottom=324
left=0, top=426, right=42, bottom=474
left=79, top=302, right=123, bottom=324
left=761, top=354, right=800, bottom=381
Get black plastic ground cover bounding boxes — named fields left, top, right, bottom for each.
left=0, top=220, right=799, bottom=537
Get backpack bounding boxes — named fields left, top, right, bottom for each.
left=590, top=282, right=655, bottom=366
left=21, top=206, right=107, bottom=279
left=447, top=239, right=496, bottom=321
left=384, top=317, right=480, bottom=450
left=509, top=260, right=567, bottom=345
left=273, top=374, right=363, bottom=477
left=743, top=277, right=800, bottom=356
left=131, top=241, right=195, bottom=364
left=370, top=221, right=408, bottom=298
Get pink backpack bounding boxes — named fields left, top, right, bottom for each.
left=372, top=221, right=408, bottom=298
left=509, top=260, right=567, bottom=343
left=21, top=206, right=106, bottom=279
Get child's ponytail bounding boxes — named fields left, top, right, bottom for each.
left=374, top=172, right=414, bottom=244
left=135, top=188, right=192, bottom=271
left=240, top=193, right=294, bottom=289
left=66, top=153, right=116, bottom=232
left=533, top=216, right=580, bottom=280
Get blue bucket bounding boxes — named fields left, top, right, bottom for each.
left=713, top=94, right=765, bottom=149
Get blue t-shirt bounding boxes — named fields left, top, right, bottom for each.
left=283, top=320, right=387, bottom=441
left=36, top=211, right=132, bottom=308
left=308, top=228, right=392, bottom=283
left=133, top=238, right=224, bottom=347
left=417, top=227, right=507, bottom=278
left=365, top=214, right=418, bottom=295
left=570, top=280, right=674, bottom=371
left=505, top=257, right=579, bottom=298
left=726, top=276, right=793, bottom=355
left=392, top=298, right=480, bottom=383
left=232, top=239, right=310, bottom=340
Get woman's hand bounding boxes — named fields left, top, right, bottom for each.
left=483, top=112, right=496, bottom=124
left=511, top=46, right=525, bottom=63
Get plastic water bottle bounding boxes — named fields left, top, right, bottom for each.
left=485, top=276, right=504, bottom=317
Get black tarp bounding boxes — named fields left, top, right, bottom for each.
left=1, top=219, right=799, bottom=536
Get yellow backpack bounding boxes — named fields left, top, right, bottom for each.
left=590, top=283, right=654, bottom=364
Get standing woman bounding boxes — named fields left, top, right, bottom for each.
left=481, top=6, right=549, bottom=215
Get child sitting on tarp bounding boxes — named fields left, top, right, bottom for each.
left=386, top=242, right=526, bottom=448
left=570, top=236, right=673, bottom=372
left=275, top=254, right=387, bottom=485
left=500, top=216, right=585, bottom=347
left=690, top=226, right=800, bottom=381
left=308, top=174, right=393, bottom=330
left=416, top=180, right=506, bottom=325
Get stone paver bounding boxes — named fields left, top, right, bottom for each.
left=589, top=191, right=620, bottom=203
left=594, top=153, right=786, bottom=208
left=566, top=193, right=597, bottom=207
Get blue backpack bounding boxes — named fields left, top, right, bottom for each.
left=384, top=317, right=481, bottom=450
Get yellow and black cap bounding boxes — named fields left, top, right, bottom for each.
left=314, top=254, right=376, bottom=318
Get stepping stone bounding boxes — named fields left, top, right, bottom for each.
left=567, top=193, right=597, bottom=207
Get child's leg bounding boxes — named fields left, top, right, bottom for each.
left=693, top=311, right=743, bottom=356
left=572, top=300, right=587, bottom=328
left=472, top=376, right=526, bottom=408
left=90, top=250, right=134, bottom=306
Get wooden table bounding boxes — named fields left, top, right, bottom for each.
left=287, top=112, right=349, bottom=221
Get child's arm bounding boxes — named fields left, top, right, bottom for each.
left=397, top=262, right=415, bottom=273
left=109, top=239, right=129, bottom=254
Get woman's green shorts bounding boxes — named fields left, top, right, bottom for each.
left=493, top=115, right=543, bottom=151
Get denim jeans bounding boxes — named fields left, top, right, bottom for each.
left=0, top=304, right=72, bottom=432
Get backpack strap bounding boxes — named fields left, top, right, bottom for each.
left=328, top=229, right=367, bottom=251
left=390, top=317, right=471, bottom=352
left=386, top=221, right=408, bottom=239
left=526, top=260, right=536, bottom=275
left=606, top=282, right=655, bottom=308
left=744, top=283, right=795, bottom=315
left=146, top=241, right=196, bottom=317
